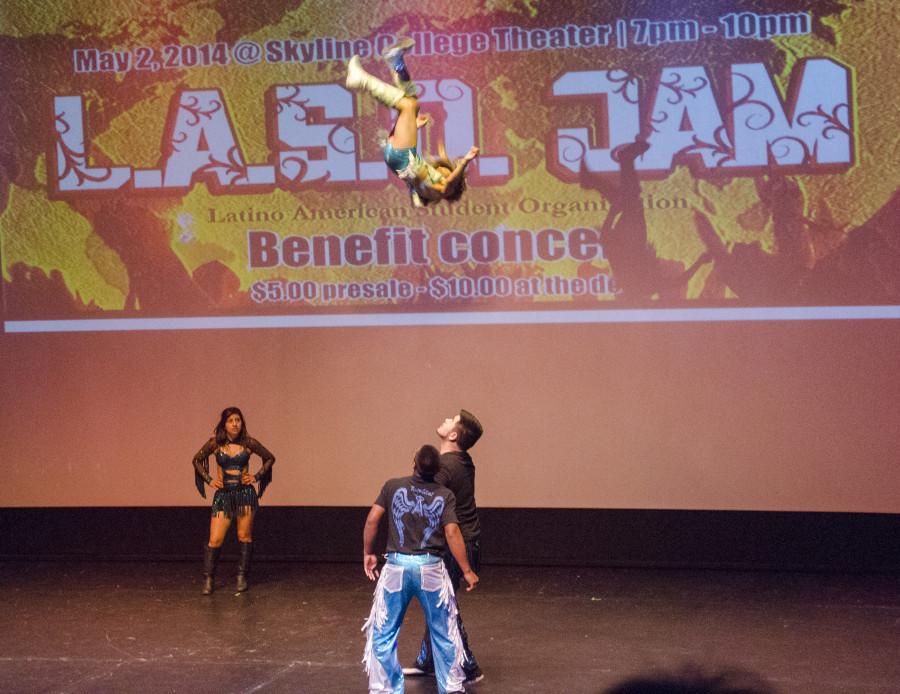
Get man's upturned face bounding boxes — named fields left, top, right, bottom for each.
left=437, top=414, right=460, bottom=440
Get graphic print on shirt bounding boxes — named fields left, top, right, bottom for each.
left=391, top=487, right=445, bottom=548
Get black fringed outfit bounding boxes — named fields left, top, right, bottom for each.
left=192, top=437, right=275, bottom=517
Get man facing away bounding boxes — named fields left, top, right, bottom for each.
left=407, top=409, right=484, bottom=683
left=362, top=444, right=479, bottom=694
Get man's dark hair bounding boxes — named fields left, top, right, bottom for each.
left=414, top=444, right=441, bottom=480
left=455, top=409, right=483, bottom=450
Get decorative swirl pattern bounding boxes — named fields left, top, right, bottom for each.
left=649, top=110, right=668, bottom=134
left=607, top=69, right=640, bottom=104
left=769, top=135, right=810, bottom=164
left=275, top=86, right=311, bottom=115
left=651, top=72, right=708, bottom=133
left=796, top=103, right=851, bottom=139
left=279, top=155, right=309, bottom=182
left=557, top=133, right=587, bottom=165
left=675, top=126, right=737, bottom=167
left=54, top=113, right=71, bottom=135
left=180, top=95, right=222, bottom=127
left=328, top=125, right=355, bottom=155
left=54, top=112, right=114, bottom=186
left=658, top=72, right=708, bottom=106
left=196, top=145, right=249, bottom=184
left=435, top=80, right=465, bottom=102
left=731, top=72, right=775, bottom=132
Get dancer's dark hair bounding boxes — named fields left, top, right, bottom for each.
left=214, top=406, right=249, bottom=447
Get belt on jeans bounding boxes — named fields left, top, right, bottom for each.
left=385, top=552, right=441, bottom=563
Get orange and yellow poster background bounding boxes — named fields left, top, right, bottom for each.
left=2, top=1, right=898, bottom=321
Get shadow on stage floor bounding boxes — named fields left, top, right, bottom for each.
left=2, top=560, right=898, bottom=693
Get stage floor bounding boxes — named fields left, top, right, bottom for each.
left=2, top=560, right=898, bottom=693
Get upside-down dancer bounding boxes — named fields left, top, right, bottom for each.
left=345, top=37, right=479, bottom=207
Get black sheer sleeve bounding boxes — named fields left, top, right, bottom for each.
left=247, top=437, right=276, bottom=499
left=192, top=438, right=217, bottom=498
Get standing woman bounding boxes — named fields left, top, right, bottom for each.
left=192, top=406, right=275, bottom=594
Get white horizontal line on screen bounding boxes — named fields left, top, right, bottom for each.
left=5, top=305, right=900, bottom=333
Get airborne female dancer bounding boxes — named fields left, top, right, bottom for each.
left=345, top=38, right=479, bottom=207
left=192, top=406, right=275, bottom=594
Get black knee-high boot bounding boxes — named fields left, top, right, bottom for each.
left=202, top=545, right=221, bottom=595
left=236, top=541, right=253, bottom=592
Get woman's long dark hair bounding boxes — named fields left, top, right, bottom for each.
left=432, top=156, right=467, bottom=203
left=214, top=406, right=249, bottom=446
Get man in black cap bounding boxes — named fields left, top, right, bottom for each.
left=406, top=409, right=485, bottom=684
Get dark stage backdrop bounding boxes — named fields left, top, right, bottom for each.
left=2, top=2, right=899, bottom=514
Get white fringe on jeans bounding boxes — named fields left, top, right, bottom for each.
left=361, top=565, right=397, bottom=691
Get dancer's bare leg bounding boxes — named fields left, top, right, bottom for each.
left=387, top=97, right=420, bottom=150
left=208, top=512, right=232, bottom=547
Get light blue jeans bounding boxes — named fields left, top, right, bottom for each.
left=382, top=142, right=417, bottom=176
left=362, top=552, right=465, bottom=694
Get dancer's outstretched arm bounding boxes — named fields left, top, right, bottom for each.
left=429, top=146, right=479, bottom=193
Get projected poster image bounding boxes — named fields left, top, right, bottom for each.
left=1, top=2, right=898, bottom=331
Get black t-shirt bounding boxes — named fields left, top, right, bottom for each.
left=435, top=451, right=480, bottom=541
left=375, top=473, right=459, bottom=555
